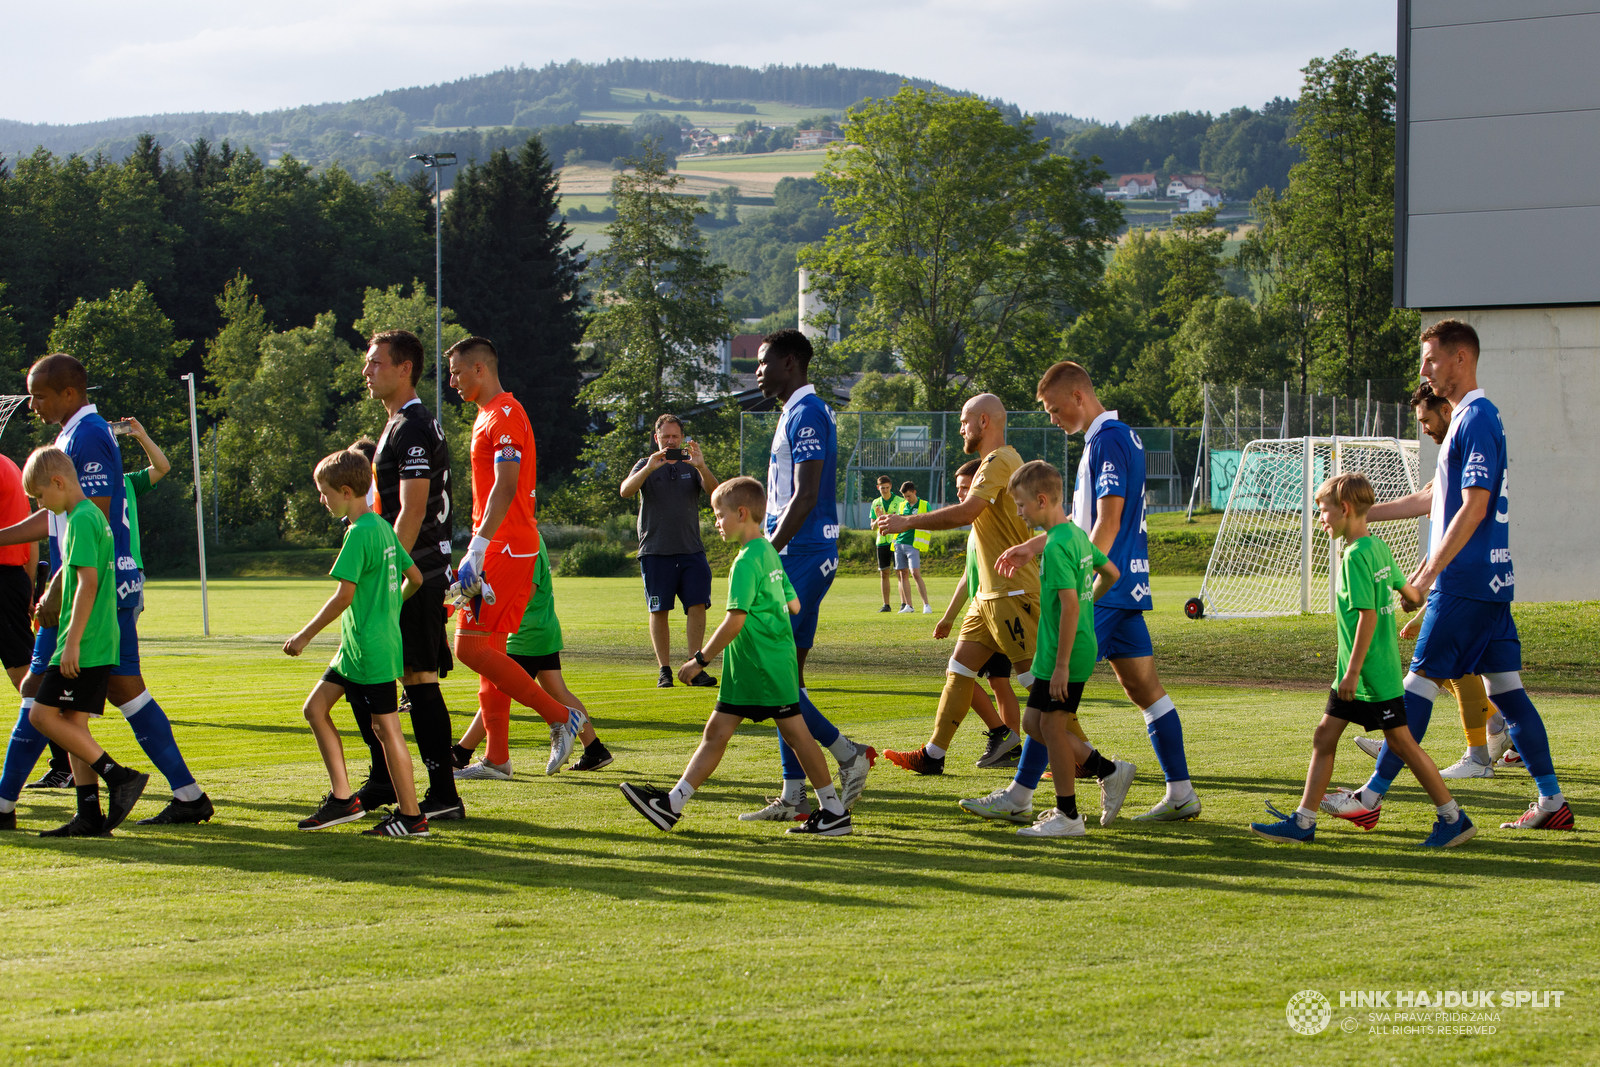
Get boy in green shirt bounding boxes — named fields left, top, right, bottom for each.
left=893, top=482, right=931, bottom=613
left=1252, top=473, right=1475, bottom=848
left=14, top=447, right=148, bottom=837
left=621, top=477, right=850, bottom=836
left=961, top=460, right=1123, bottom=837
left=870, top=476, right=903, bottom=612
left=284, top=449, right=427, bottom=837
left=450, top=540, right=614, bottom=774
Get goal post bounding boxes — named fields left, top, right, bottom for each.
left=1196, top=436, right=1422, bottom=618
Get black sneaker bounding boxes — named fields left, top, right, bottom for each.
left=25, top=767, right=74, bottom=790
left=40, top=813, right=109, bottom=837
left=620, top=782, right=680, bottom=831
left=354, top=776, right=397, bottom=810
left=136, top=793, right=215, bottom=825
left=450, top=744, right=474, bottom=770
left=786, top=808, right=852, bottom=836
left=688, top=671, right=718, bottom=688
left=1001, top=744, right=1022, bottom=765
left=103, top=771, right=151, bottom=833
left=0, top=809, right=15, bottom=831
left=656, top=667, right=674, bottom=688
left=362, top=811, right=430, bottom=837
left=570, top=743, right=614, bottom=771
left=878, top=604, right=892, bottom=613
left=975, top=726, right=1022, bottom=768
left=419, top=793, right=465, bottom=821
left=297, top=793, right=365, bottom=830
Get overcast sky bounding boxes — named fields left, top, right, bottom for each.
left=9, top=0, right=1397, bottom=126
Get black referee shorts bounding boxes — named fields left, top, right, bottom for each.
left=0, top=565, right=33, bottom=670
left=400, top=577, right=453, bottom=677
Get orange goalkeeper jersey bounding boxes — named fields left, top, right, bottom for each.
left=471, top=391, right=540, bottom=553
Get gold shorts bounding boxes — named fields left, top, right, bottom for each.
left=959, top=593, right=1039, bottom=662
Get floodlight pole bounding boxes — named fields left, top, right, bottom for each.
left=410, top=152, right=458, bottom=411
left=181, top=374, right=209, bottom=636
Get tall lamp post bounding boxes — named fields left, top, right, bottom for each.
left=409, top=151, right=458, bottom=411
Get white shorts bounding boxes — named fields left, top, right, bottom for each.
left=894, top=544, right=921, bottom=570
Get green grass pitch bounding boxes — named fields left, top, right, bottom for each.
left=2, top=575, right=1595, bottom=1065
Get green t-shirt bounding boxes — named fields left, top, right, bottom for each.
left=720, top=537, right=799, bottom=707
left=124, top=468, right=155, bottom=571
left=1335, top=534, right=1407, bottom=702
left=1031, top=521, right=1108, bottom=684
left=54, top=499, right=120, bottom=669
left=871, top=494, right=904, bottom=545
left=964, top=531, right=978, bottom=600
left=894, top=497, right=928, bottom=546
left=328, top=511, right=414, bottom=685
left=507, top=541, right=562, bottom=658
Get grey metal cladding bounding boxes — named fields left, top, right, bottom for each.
left=1408, top=111, right=1600, bottom=215
left=1410, top=11, right=1600, bottom=120
left=1407, top=206, right=1600, bottom=307
left=1413, top=0, right=1600, bottom=28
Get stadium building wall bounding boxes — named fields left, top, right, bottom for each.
left=1398, top=1, right=1600, bottom=601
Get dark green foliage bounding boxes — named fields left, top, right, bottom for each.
left=704, top=178, right=834, bottom=317
left=1061, top=100, right=1299, bottom=198
left=554, top=539, right=630, bottom=578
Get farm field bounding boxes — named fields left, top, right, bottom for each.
left=2, top=575, right=1594, bottom=1065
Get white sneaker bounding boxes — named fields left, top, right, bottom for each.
left=922, top=604, right=932, bottom=614
left=1132, top=793, right=1202, bottom=821
left=958, top=788, right=1033, bottom=824
left=1353, top=735, right=1384, bottom=759
left=1495, top=750, right=1525, bottom=771
left=739, top=795, right=810, bottom=821
left=1487, top=725, right=1514, bottom=764
left=546, top=708, right=585, bottom=775
left=897, top=604, right=913, bottom=614
left=1440, top=752, right=1495, bottom=779
left=836, top=743, right=874, bottom=809
left=1098, top=759, right=1137, bottom=826
left=455, top=759, right=512, bottom=781
left=1017, top=808, right=1087, bottom=837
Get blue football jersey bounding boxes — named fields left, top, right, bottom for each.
left=50, top=405, right=140, bottom=609
left=1071, top=413, right=1150, bottom=611
left=1431, top=390, right=1513, bottom=602
left=765, top=385, right=839, bottom=556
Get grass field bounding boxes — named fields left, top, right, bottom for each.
left=3, top=575, right=1595, bottom=1064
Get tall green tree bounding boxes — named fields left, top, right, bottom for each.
left=802, top=88, right=1121, bottom=411
left=441, top=136, right=589, bottom=481
left=578, top=141, right=736, bottom=491
left=47, top=282, right=188, bottom=440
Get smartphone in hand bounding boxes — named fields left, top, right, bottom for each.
left=111, top=420, right=136, bottom=437
left=663, top=447, right=686, bottom=461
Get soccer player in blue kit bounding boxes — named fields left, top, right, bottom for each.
left=737, top=329, right=875, bottom=821
left=1322, top=319, right=1573, bottom=831
left=0, top=355, right=209, bottom=830
left=999, top=361, right=1201, bottom=821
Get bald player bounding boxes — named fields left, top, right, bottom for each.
left=998, top=362, right=1200, bottom=821
left=876, top=395, right=1042, bottom=773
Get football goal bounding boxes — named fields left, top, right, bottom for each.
left=1190, top=436, right=1423, bottom=618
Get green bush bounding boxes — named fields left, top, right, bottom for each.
left=556, top=539, right=631, bottom=577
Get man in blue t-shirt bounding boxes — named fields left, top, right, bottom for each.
left=1349, top=319, right=1571, bottom=832
left=998, top=360, right=1200, bottom=823
left=740, top=329, right=874, bottom=821
left=0, top=355, right=210, bottom=832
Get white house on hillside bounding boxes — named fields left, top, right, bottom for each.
left=1165, top=173, right=1208, bottom=196
left=1117, top=173, right=1158, bottom=197
left=1178, top=186, right=1224, bottom=212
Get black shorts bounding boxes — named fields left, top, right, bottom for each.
left=322, top=668, right=399, bottom=718
left=977, top=652, right=1012, bottom=679
left=1026, top=678, right=1086, bottom=715
left=1325, top=691, right=1407, bottom=732
left=640, top=552, right=713, bottom=614
left=0, top=565, right=33, bottom=670
left=400, top=578, right=453, bottom=677
left=511, top=651, right=561, bottom=674
left=876, top=543, right=893, bottom=570
left=35, top=664, right=113, bottom=716
left=714, top=700, right=801, bottom=722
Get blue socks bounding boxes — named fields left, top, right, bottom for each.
left=1369, top=688, right=1437, bottom=794
left=1013, top=736, right=1050, bottom=790
left=779, top=689, right=841, bottom=780
left=1142, top=696, right=1190, bottom=782
left=120, top=691, right=199, bottom=797
left=0, top=701, right=48, bottom=807
left=1491, top=686, right=1561, bottom=796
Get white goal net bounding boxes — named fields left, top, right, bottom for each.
left=0, top=396, right=27, bottom=439
left=1198, top=436, right=1422, bottom=617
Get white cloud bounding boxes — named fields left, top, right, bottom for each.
left=6, top=0, right=1396, bottom=125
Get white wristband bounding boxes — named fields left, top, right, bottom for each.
left=468, top=535, right=491, bottom=556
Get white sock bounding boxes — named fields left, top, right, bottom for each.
left=815, top=783, right=845, bottom=816
left=1163, top=779, right=1195, bottom=805
left=0, top=798, right=14, bottom=814
left=1467, top=745, right=1490, bottom=765
left=1538, top=792, right=1567, bottom=812
left=1486, top=712, right=1505, bottom=735
left=173, top=783, right=204, bottom=802
left=1003, top=780, right=1035, bottom=806
left=1294, top=805, right=1317, bottom=829
left=924, top=742, right=947, bottom=760
left=1359, top=787, right=1382, bottom=808
left=780, top=778, right=807, bottom=805
left=827, top=735, right=858, bottom=763
left=1436, top=799, right=1460, bottom=823
left=668, top=778, right=695, bottom=813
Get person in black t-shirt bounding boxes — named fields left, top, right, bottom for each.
left=358, top=328, right=464, bottom=821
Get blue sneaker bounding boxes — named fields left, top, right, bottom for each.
left=1250, top=801, right=1315, bottom=843
left=1420, top=811, right=1476, bottom=848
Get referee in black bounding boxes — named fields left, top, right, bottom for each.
left=358, top=329, right=464, bottom=820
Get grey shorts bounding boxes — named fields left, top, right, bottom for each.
left=893, top=544, right=921, bottom=570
